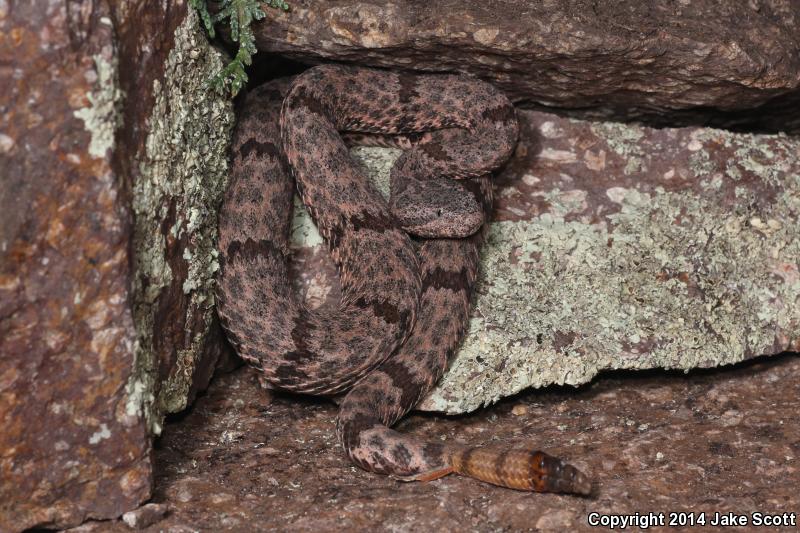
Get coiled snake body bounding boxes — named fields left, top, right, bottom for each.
left=217, top=65, right=590, bottom=494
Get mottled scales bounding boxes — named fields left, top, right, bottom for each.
left=217, top=65, right=590, bottom=494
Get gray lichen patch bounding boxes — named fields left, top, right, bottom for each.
left=421, top=182, right=800, bottom=413
left=73, top=53, right=123, bottom=159
left=130, top=9, right=234, bottom=433
left=419, top=123, right=800, bottom=413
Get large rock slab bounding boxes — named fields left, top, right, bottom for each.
left=422, top=111, right=800, bottom=412
left=0, top=2, right=232, bottom=530
left=246, top=0, right=800, bottom=132
left=287, top=112, right=800, bottom=414
left=0, top=2, right=148, bottom=530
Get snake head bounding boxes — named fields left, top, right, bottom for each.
left=391, top=178, right=484, bottom=238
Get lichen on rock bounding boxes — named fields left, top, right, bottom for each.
left=423, top=182, right=800, bottom=412
left=73, top=52, right=124, bottom=159
left=130, top=9, right=234, bottom=433
left=421, top=116, right=800, bottom=413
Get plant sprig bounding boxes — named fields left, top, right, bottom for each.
left=190, top=0, right=289, bottom=96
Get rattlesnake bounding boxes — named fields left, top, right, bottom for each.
left=216, top=65, right=590, bottom=494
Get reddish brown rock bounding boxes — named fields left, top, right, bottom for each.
left=247, top=0, right=800, bottom=132
left=0, top=1, right=150, bottom=530
left=0, top=1, right=231, bottom=530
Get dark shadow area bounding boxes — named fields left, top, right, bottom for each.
left=521, top=90, right=800, bottom=136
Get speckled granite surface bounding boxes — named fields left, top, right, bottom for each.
left=287, top=110, right=800, bottom=414
left=67, top=353, right=799, bottom=532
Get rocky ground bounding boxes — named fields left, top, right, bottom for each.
left=69, top=352, right=799, bottom=532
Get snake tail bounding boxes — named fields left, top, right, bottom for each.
left=400, top=447, right=591, bottom=495
left=450, top=447, right=592, bottom=495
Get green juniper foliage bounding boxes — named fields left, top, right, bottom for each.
left=190, top=0, right=289, bottom=96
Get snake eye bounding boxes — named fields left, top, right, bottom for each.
left=436, top=208, right=442, bottom=217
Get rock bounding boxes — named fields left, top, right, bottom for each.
left=0, top=2, right=148, bottom=530
left=245, top=0, right=800, bottom=133
left=0, top=2, right=232, bottom=530
left=421, top=111, right=800, bottom=413
left=287, top=111, right=800, bottom=414
left=3, top=0, right=798, bottom=527
left=121, top=504, right=169, bottom=529
left=510, top=404, right=529, bottom=416
left=128, top=5, right=234, bottom=432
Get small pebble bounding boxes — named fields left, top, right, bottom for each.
left=511, top=404, right=528, bottom=416
left=535, top=509, right=574, bottom=530
left=122, top=503, right=169, bottom=529
left=0, top=133, right=16, bottom=153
